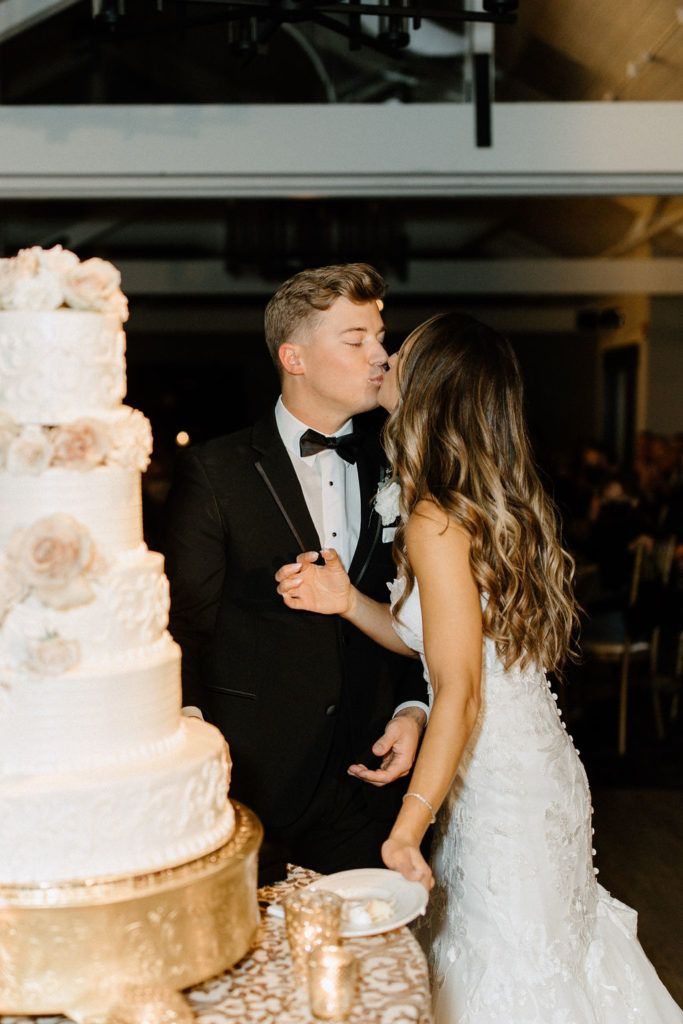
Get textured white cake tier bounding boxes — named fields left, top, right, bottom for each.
left=0, top=464, right=143, bottom=553
left=0, top=717, right=236, bottom=885
left=0, top=267, right=238, bottom=889
left=0, top=633, right=181, bottom=774
left=0, top=310, right=126, bottom=424
left=1, top=545, right=170, bottom=667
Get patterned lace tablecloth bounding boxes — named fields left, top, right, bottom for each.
left=1, top=865, right=433, bottom=1024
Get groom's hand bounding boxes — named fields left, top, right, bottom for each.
left=347, top=707, right=426, bottom=787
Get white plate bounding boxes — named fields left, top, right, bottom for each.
left=306, top=868, right=428, bottom=937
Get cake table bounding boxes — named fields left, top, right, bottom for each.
left=0, top=864, right=433, bottom=1024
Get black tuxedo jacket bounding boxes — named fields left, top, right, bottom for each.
left=163, top=409, right=427, bottom=830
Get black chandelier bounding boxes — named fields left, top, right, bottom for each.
left=177, top=1, right=518, bottom=147
left=161, top=1, right=519, bottom=55
left=93, top=0, right=518, bottom=144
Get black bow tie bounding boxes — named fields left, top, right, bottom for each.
left=299, top=428, right=363, bottom=464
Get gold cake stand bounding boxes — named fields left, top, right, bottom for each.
left=0, top=801, right=263, bottom=1023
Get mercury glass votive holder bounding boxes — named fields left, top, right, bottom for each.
left=307, top=944, right=358, bottom=1021
left=282, top=889, right=343, bottom=978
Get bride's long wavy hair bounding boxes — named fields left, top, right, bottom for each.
left=384, top=312, right=579, bottom=676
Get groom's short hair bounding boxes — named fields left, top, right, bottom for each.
left=264, top=263, right=386, bottom=375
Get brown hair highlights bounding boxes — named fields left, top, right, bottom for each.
left=385, top=312, right=579, bottom=677
left=264, top=263, right=386, bottom=374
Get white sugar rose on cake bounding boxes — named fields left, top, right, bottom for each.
left=0, top=246, right=235, bottom=885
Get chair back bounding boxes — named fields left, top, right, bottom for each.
left=627, top=535, right=677, bottom=638
left=628, top=537, right=647, bottom=608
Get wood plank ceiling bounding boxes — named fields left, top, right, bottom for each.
left=496, top=0, right=683, bottom=102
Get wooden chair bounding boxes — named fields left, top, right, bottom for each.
left=582, top=535, right=675, bottom=756
left=648, top=535, right=679, bottom=738
left=672, top=628, right=683, bottom=723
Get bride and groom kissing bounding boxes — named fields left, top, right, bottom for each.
left=164, top=263, right=682, bottom=1023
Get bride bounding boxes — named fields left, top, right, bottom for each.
left=275, top=312, right=682, bottom=1023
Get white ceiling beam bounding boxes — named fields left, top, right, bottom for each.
left=115, top=257, right=683, bottom=297
left=1, top=103, right=682, bottom=198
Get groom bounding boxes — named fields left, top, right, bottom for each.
left=164, top=263, right=428, bottom=880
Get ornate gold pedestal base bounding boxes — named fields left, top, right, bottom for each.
left=0, top=801, right=263, bottom=1022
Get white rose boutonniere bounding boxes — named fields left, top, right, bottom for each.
left=374, top=479, right=401, bottom=526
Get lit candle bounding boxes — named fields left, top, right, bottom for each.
left=307, top=944, right=357, bottom=1021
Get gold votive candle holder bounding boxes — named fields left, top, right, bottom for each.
left=308, top=944, right=357, bottom=1021
left=282, top=889, right=343, bottom=978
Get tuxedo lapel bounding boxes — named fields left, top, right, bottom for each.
left=348, top=443, right=383, bottom=587
left=251, top=413, right=322, bottom=553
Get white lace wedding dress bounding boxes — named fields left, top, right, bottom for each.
left=389, top=577, right=683, bottom=1024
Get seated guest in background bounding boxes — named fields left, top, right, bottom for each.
left=578, top=472, right=657, bottom=644
left=550, top=437, right=610, bottom=561
left=276, top=312, right=683, bottom=1023
left=634, top=431, right=683, bottom=535
left=163, top=263, right=428, bottom=882
left=587, top=472, right=653, bottom=598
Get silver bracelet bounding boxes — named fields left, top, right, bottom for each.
left=402, top=791, right=436, bottom=824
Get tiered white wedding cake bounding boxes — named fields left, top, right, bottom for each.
left=0, top=245, right=235, bottom=886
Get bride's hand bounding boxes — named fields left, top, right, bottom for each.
left=381, top=836, right=434, bottom=892
left=275, top=548, right=354, bottom=616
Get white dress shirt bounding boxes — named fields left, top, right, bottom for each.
left=275, top=397, right=361, bottom=572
